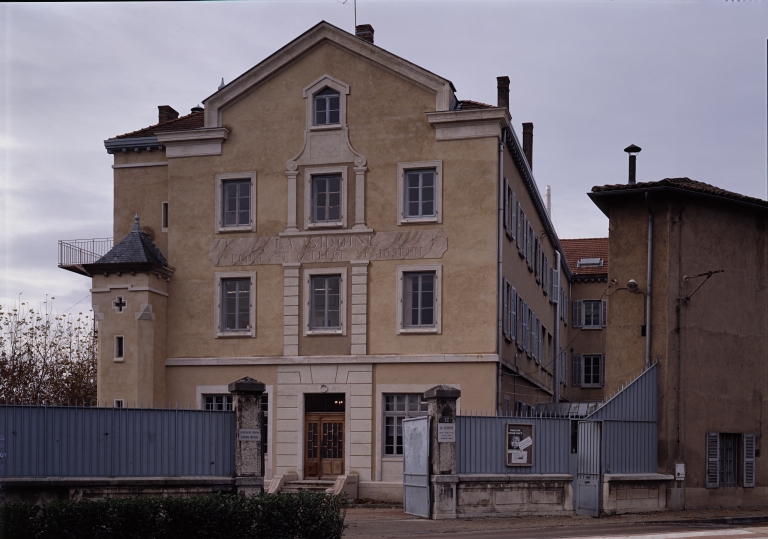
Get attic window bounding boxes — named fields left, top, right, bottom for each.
left=577, top=258, right=603, bottom=268
left=314, top=87, right=340, bottom=125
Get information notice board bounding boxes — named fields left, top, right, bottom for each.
left=506, top=423, right=534, bottom=466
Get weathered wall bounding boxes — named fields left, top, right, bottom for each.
left=563, top=279, right=607, bottom=402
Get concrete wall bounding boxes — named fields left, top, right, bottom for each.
left=602, top=474, right=672, bottom=515
left=455, top=474, right=573, bottom=517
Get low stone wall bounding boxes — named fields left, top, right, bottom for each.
left=454, top=474, right=574, bottom=518
left=359, top=481, right=403, bottom=503
left=2, top=477, right=235, bottom=505
left=602, top=474, right=674, bottom=515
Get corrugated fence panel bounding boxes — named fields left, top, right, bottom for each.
left=0, top=405, right=235, bottom=478
left=603, top=421, right=657, bottom=474
left=587, top=364, right=657, bottom=422
left=456, top=416, right=571, bottom=474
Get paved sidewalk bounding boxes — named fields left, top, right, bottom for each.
left=343, top=506, right=768, bottom=538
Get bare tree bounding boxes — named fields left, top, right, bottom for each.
left=0, top=298, right=97, bottom=404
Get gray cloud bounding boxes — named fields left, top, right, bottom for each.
left=2, top=1, right=766, bottom=308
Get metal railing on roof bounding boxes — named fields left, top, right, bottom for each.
left=58, top=238, right=113, bottom=273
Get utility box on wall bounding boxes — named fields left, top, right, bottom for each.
left=675, top=463, right=685, bottom=481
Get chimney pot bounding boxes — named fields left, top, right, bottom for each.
left=496, top=76, right=510, bottom=110
left=158, top=105, right=179, bottom=124
left=355, top=24, right=374, bottom=44
left=522, top=122, right=534, bottom=170
left=624, top=144, right=642, bottom=184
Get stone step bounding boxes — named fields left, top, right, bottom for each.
left=281, top=480, right=335, bottom=493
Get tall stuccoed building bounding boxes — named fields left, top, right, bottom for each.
left=58, top=21, right=767, bottom=507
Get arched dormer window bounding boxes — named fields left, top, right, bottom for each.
left=314, top=87, right=340, bottom=125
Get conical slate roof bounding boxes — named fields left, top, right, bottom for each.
left=96, top=214, right=168, bottom=267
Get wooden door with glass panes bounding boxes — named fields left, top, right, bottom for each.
left=304, top=413, right=344, bottom=478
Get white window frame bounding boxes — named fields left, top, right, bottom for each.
left=397, top=161, right=443, bottom=225
left=304, top=166, right=348, bottom=230
left=214, top=271, right=256, bottom=338
left=581, top=354, right=604, bottom=388
left=215, top=172, right=257, bottom=233
left=303, top=75, right=350, bottom=132
left=575, top=299, right=607, bottom=329
left=303, top=267, right=347, bottom=336
left=396, top=264, right=442, bottom=334
left=114, top=335, right=124, bottom=362
left=113, top=399, right=124, bottom=408
left=382, top=393, right=429, bottom=456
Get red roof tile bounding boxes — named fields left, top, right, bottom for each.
left=456, top=100, right=494, bottom=110
left=560, top=238, right=609, bottom=276
left=111, top=111, right=204, bottom=140
left=591, top=178, right=767, bottom=208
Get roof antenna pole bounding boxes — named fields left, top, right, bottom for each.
left=354, top=0, right=357, bottom=28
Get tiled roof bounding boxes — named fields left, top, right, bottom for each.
left=455, top=100, right=494, bottom=110
left=111, top=111, right=204, bottom=140
left=560, top=238, right=609, bottom=276
left=591, top=178, right=767, bottom=208
left=95, top=215, right=168, bottom=267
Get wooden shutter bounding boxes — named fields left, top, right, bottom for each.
left=552, top=267, right=560, bottom=304
left=744, top=433, right=756, bottom=488
left=521, top=302, right=528, bottom=351
left=572, top=354, right=582, bottom=387
left=601, top=299, right=607, bottom=328
left=511, top=191, right=516, bottom=241
left=706, top=432, right=720, bottom=488
left=573, top=300, right=583, bottom=328
left=516, top=203, right=522, bottom=253
left=511, top=287, right=517, bottom=342
left=503, top=178, right=510, bottom=235
left=564, top=294, right=569, bottom=325
left=543, top=257, right=549, bottom=295
left=598, top=354, right=605, bottom=386
left=562, top=350, right=568, bottom=385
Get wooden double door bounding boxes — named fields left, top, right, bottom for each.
left=305, top=413, right=344, bottom=478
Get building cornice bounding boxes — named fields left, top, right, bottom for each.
left=155, top=128, right=230, bottom=158
left=166, top=353, right=499, bottom=367
left=104, top=136, right=163, bottom=155
left=426, top=108, right=511, bottom=141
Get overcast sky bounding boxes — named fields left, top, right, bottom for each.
left=1, top=1, right=766, bottom=313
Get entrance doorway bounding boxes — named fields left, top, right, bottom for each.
left=304, top=393, right=345, bottom=479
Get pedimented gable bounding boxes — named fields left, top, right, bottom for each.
left=203, top=21, right=456, bottom=128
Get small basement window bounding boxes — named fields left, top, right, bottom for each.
left=577, top=258, right=604, bottom=268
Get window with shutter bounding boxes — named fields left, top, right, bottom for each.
left=552, top=267, right=559, bottom=304
left=503, top=279, right=511, bottom=341
left=521, top=302, right=528, bottom=352
left=562, top=350, right=568, bottom=385
left=706, top=432, right=720, bottom=488
left=517, top=204, right=523, bottom=254
left=511, top=191, right=516, bottom=241
left=744, top=433, right=756, bottom=488
left=564, top=293, right=568, bottom=325
left=543, top=257, right=549, bottom=295
left=572, top=354, right=582, bottom=387
left=573, top=300, right=583, bottom=328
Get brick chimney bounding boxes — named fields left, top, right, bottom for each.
left=497, top=76, right=510, bottom=110
left=522, top=122, right=534, bottom=170
left=355, top=24, right=374, bottom=44
left=158, top=105, right=179, bottom=124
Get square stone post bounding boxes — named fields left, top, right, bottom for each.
left=424, top=385, right=460, bottom=519
left=229, top=377, right=266, bottom=496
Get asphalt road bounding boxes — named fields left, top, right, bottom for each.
left=343, top=508, right=768, bottom=539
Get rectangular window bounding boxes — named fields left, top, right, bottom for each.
left=114, top=399, right=124, bottom=408
left=222, top=278, right=251, bottom=332
left=404, top=169, right=436, bottom=219
left=114, top=335, right=124, bottom=361
left=573, top=299, right=605, bottom=329
left=314, top=88, right=340, bottom=125
left=162, top=201, right=169, bottom=230
left=383, top=394, right=428, bottom=455
left=312, top=175, right=342, bottom=223
left=582, top=354, right=603, bottom=387
left=719, top=433, right=738, bottom=487
left=222, top=179, right=251, bottom=228
left=404, top=272, right=435, bottom=327
left=311, top=275, right=341, bottom=330
left=517, top=204, right=523, bottom=254
left=205, top=394, right=233, bottom=411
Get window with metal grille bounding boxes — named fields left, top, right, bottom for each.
left=221, top=278, right=251, bottom=331
left=314, top=87, right=340, bottom=125
left=222, top=179, right=251, bottom=227
left=383, top=394, right=428, bottom=455
left=311, top=275, right=341, bottom=329
left=403, top=272, right=435, bottom=327
left=719, top=433, right=738, bottom=487
left=312, top=175, right=342, bottom=223
left=404, top=169, right=436, bottom=218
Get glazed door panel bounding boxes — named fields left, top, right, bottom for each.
left=305, top=414, right=344, bottom=478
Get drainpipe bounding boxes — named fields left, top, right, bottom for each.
left=554, top=251, right=561, bottom=403
left=645, top=192, right=653, bottom=369
left=497, top=132, right=505, bottom=415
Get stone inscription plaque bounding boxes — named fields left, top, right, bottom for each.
left=209, top=230, right=447, bottom=266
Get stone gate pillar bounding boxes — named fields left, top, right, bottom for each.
left=229, top=376, right=266, bottom=496
left=424, top=385, right=460, bottom=519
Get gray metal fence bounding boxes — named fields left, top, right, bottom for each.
left=0, top=405, right=235, bottom=478
left=456, top=416, right=571, bottom=474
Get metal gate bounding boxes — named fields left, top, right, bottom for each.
left=403, top=416, right=430, bottom=518
left=576, top=421, right=601, bottom=516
